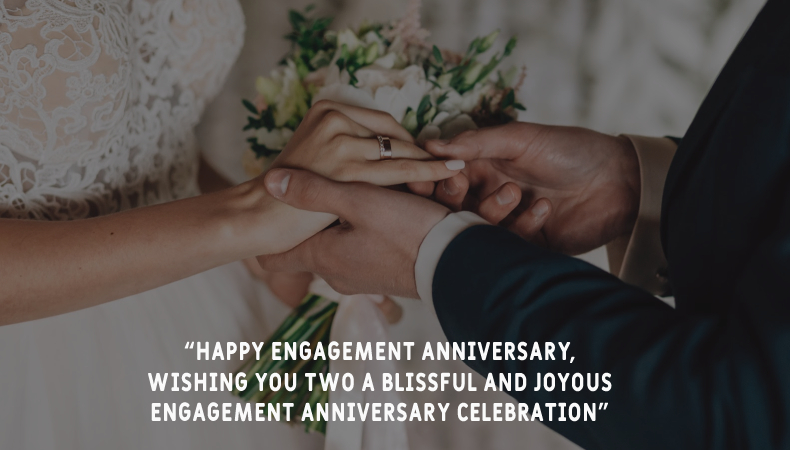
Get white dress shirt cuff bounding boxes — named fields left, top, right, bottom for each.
left=606, top=135, right=677, bottom=295
left=414, top=211, right=489, bottom=305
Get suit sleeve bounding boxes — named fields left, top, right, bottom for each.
left=432, top=196, right=790, bottom=449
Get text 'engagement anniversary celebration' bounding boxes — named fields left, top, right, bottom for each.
left=149, top=341, right=612, bottom=424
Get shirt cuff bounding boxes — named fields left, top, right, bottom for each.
left=415, top=211, right=489, bottom=305
left=606, top=135, right=677, bottom=295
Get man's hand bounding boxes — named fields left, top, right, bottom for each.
left=425, top=123, right=641, bottom=255
left=256, top=169, right=451, bottom=298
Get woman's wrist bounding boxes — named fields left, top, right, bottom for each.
left=222, top=179, right=337, bottom=257
left=216, top=180, right=276, bottom=257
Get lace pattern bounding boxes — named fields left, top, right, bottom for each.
left=0, top=0, right=244, bottom=219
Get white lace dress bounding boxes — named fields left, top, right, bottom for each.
left=0, top=1, right=320, bottom=449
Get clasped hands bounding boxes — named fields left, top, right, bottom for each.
left=256, top=101, right=641, bottom=302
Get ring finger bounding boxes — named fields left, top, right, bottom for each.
left=359, top=136, right=434, bottom=161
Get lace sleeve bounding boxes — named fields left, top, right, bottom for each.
left=0, top=1, right=134, bottom=219
left=0, top=0, right=244, bottom=220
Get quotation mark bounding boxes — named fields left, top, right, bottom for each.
left=599, top=403, right=608, bottom=410
left=185, top=342, right=195, bottom=350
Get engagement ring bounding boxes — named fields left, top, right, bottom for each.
left=377, top=135, right=392, bottom=160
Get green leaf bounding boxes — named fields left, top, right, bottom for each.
left=305, top=4, right=316, bottom=12
left=466, top=37, right=480, bottom=56
left=432, top=45, right=443, bottom=65
left=422, top=105, right=437, bottom=126
left=288, top=10, right=306, bottom=29
left=242, top=99, right=258, bottom=114
left=501, top=89, right=515, bottom=109
left=295, top=56, right=310, bottom=78
left=261, top=107, right=276, bottom=130
left=446, top=65, right=463, bottom=74
left=416, top=95, right=432, bottom=118
left=436, top=91, right=449, bottom=105
left=248, top=140, right=282, bottom=159
left=504, top=36, right=517, bottom=57
left=470, top=53, right=504, bottom=89
left=514, top=102, right=526, bottom=111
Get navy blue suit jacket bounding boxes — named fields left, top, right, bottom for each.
left=432, top=1, right=790, bottom=448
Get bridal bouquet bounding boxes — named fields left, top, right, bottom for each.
left=235, top=0, right=526, bottom=434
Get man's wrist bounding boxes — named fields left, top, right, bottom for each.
left=607, top=135, right=677, bottom=294
left=414, top=212, right=490, bottom=305
left=614, top=134, right=642, bottom=239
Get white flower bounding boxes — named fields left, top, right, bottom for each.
left=270, top=61, right=308, bottom=127
left=313, top=64, right=432, bottom=123
left=436, top=73, right=453, bottom=88
left=337, top=28, right=362, bottom=52
left=431, top=111, right=451, bottom=126
left=415, top=124, right=441, bottom=145
left=460, top=84, right=487, bottom=112
left=373, top=53, right=397, bottom=69
left=255, top=127, right=294, bottom=150
left=438, top=84, right=487, bottom=115
left=439, top=113, right=477, bottom=139
left=312, top=82, right=378, bottom=111
left=501, top=65, right=519, bottom=87
left=303, top=66, right=329, bottom=87
left=255, top=76, right=281, bottom=104
left=361, top=30, right=384, bottom=48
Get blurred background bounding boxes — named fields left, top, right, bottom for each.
left=199, top=0, right=765, bottom=448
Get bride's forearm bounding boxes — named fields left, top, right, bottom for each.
left=0, top=182, right=294, bottom=325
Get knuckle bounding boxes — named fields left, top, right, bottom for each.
left=322, top=110, right=348, bottom=131
left=313, top=99, right=335, bottom=110
left=329, top=133, right=352, bottom=150
left=310, top=99, right=335, bottom=116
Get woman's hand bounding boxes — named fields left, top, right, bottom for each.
left=241, top=100, right=466, bottom=257
left=272, top=100, right=464, bottom=185
left=242, top=258, right=312, bottom=307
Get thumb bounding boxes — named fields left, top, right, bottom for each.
left=264, top=168, right=348, bottom=216
left=424, top=122, right=537, bottom=160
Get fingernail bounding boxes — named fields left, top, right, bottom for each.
left=443, top=177, right=459, bottom=196
left=532, top=200, right=549, bottom=218
left=433, top=139, right=449, bottom=146
left=496, top=185, right=516, bottom=205
left=266, top=171, right=290, bottom=198
left=445, top=160, right=465, bottom=170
